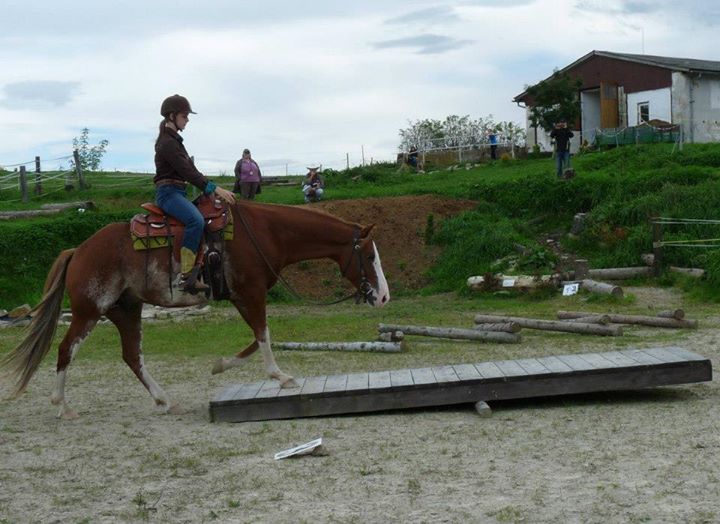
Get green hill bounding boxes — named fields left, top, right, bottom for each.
left=2, top=142, right=720, bottom=308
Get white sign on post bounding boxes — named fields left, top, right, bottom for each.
left=563, top=283, right=580, bottom=296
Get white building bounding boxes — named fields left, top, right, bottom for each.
left=513, top=50, right=720, bottom=152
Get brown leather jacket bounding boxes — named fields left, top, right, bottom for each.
left=154, top=128, right=211, bottom=190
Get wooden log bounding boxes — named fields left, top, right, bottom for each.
left=472, top=315, right=622, bottom=336
left=378, top=323, right=520, bottom=343
left=274, top=341, right=404, bottom=353
left=657, top=309, right=685, bottom=320
left=581, top=279, right=623, bottom=297
left=473, top=322, right=522, bottom=333
left=556, top=311, right=698, bottom=329
left=561, top=314, right=611, bottom=325
left=587, top=267, right=652, bottom=280
left=669, top=266, right=705, bottom=278
left=40, top=201, right=95, bottom=211
left=574, top=259, right=589, bottom=280
left=474, top=401, right=492, bottom=418
left=467, top=273, right=559, bottom=290
left=378, top=331, right=405, bottom=342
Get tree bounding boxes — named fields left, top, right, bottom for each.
left=398, top=115, right=525, bottom=152
left=524, top=70, right=582, bottom=132
left=70, top=128, right=109, bottom=171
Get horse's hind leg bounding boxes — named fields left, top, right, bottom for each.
left=51, top=314, right=99, bottom=419
left=105, top=301, right=183, bottom=414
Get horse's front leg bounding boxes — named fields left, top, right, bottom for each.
left=212, top=299, right=298, bottom=388
left=255, top=326, right=298, bottom=388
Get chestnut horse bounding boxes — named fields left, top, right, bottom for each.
left=0, top=201, right=390, bottom=418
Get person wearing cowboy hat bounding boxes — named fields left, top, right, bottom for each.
left=233, top=148, right=262, bottom=200
left=302, top=166, right=324, bottom=203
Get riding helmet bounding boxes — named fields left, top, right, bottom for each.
left=160, top=94, right=196, bottom=117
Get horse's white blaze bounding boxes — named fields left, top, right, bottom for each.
left=138, top=354, right=170, bottom=406
left=371, top=242, right=390, bottom=307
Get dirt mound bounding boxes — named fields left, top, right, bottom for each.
left=280, top=195, right=477, bottom=299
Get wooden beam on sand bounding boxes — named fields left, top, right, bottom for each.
left=556, top=311, right=698, bottom=329
left=581, top=279, right=623, bottom=297
left=473, top=314, right=623, bottom=336
left=378, top=323, right=520, bottom=343
left=274, top=341, right=404, bottom=353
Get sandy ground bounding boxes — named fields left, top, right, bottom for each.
left=1, top=288, right=720, bottom=524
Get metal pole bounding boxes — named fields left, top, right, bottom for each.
left=346, top=153, right=350, bottom=171
left=361, top=145, right=365, bottom=166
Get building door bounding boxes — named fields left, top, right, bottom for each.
left=600, top=81, right=619, bottom=128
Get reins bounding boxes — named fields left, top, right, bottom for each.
left=234, top=204, right=372, bottom=306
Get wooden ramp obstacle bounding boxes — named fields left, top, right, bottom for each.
left=209, top=347, right=711, bottom=423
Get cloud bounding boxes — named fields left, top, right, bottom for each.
left=384, top=6, right=460, bottom=25
left=371, top=34, right=473, bottom=54
left=0, top=81, right=81, bottom=109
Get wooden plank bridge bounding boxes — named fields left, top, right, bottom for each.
left=209, top=347, right=712, bottom=423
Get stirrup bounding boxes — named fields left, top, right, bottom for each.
left=177, top=266, right=209, bottom=294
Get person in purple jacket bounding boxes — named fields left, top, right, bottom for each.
left=233, top=148, right=262, bottom=200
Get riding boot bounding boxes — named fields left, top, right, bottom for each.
left=178, top=247, right=209, bottom=294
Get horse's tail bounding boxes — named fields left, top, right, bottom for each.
left=1, top=248, right=75, bottom=398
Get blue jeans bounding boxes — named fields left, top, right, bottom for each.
left=156, top=185, right=204, bottom=252
left=556, top=151, right=570, bottom=177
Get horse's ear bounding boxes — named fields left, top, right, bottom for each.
left=360, top=224, right=375, bottom=238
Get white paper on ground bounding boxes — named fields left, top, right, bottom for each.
left=274, top=437, right=324, bottom=460
left=501, top=279, right=516, bottom=287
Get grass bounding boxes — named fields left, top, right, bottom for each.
left=4, top=143, right=720, bottom=307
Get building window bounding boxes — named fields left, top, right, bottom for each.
left=638, top=102, right=649, bottom=124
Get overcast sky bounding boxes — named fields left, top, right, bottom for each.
left=1, top=0, right=717, bottom=176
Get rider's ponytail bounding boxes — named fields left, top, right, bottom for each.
left=155, top=119, right=168, bottom=146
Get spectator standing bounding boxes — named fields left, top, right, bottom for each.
left=302, top=167, right=325, bottom=203
left=233, top=148, right=262, bottom=199
left=549, top=118, right=574, bottom=178
left=407, top=146, right=419, bottom=170
left=488, top=131, right=498, bottom=160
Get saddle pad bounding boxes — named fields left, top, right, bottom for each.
left=130, top=206, right=233, bottom=251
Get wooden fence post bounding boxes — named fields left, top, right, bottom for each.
left=19, top=166, right=28, bottom=203
left=75, top=150, right=86, bottom=190
left=652, top=220, right=663, bottom=277
left=34, top=156, right=42, bottom=195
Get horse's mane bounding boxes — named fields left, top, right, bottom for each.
left=233, top=200, right=362, bottom=230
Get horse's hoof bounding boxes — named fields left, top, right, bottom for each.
left=166, top=404, right=187, bottom=415
left=280, top=377, right=299, bottom=389
left=58, top=407, right=79, bottom=420
left=211, top=358, right=225, bottom=375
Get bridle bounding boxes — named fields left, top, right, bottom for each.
left=236, top=208, right=375, bottom=306
left=339, top=229, right=375, bottom=305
